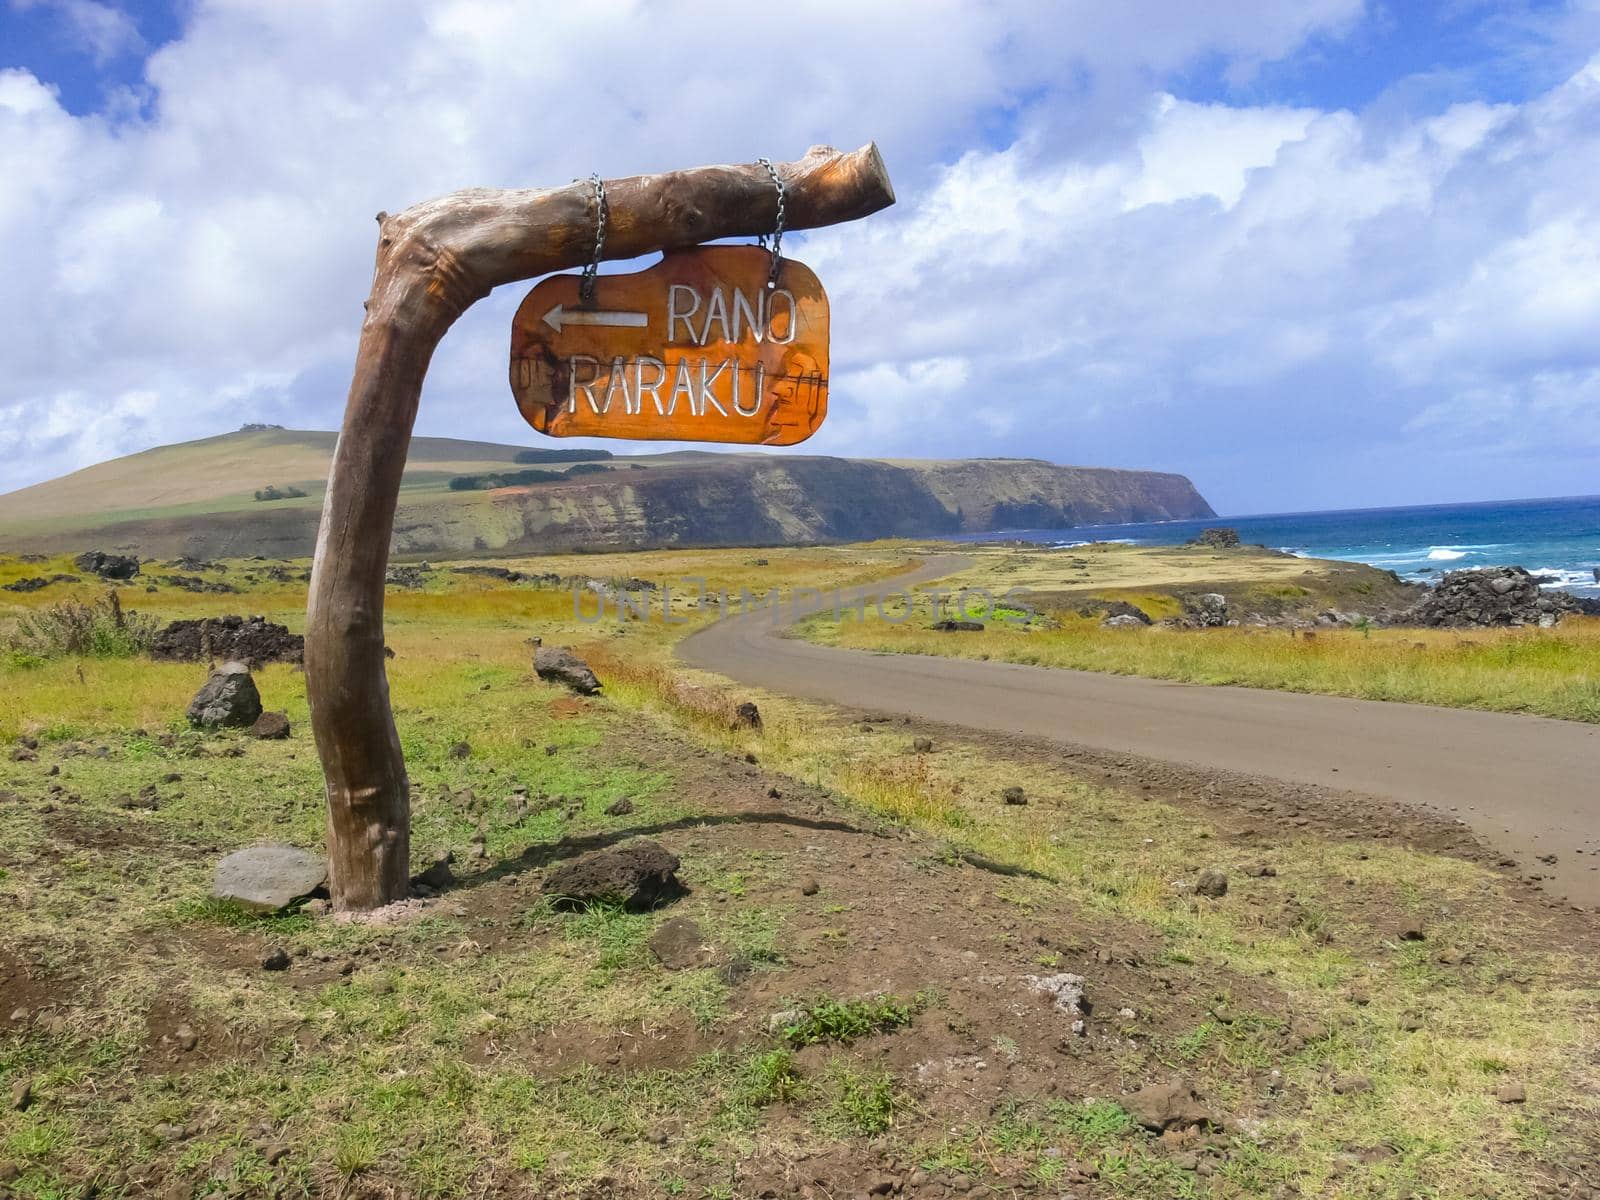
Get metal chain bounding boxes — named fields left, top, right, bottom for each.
left=756, top=156, right=786, bottom=288
left=578, top=173, right=607, bottom=305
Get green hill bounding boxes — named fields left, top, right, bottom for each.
left=0, top=427, right=1214, bottom=559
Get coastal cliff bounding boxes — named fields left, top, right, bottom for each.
left=0, top=429, right=1214, bottom=559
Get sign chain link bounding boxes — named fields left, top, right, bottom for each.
left=756, top=156, right=786, bottom=289
left=578, top=173, right=607, bottom=306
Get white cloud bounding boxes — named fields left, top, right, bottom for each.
left=1, top=0, right=1598, bottom=512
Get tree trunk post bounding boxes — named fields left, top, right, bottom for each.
left=305, top=145, right=895, bottom=910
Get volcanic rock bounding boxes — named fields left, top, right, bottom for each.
left=1182, top=593, right=1230, bottom=627
left=534, top=646, right=601, bottom=694
left=150, top=615, right=304, bottom=665
left=1404, top=566, right=1581, bottom=628
left=73, top=550, right=140, bottom=580
left=542, top=839, right=684, bottom=911
left=186, top=662, right=263, bottom=729
left=250, top=712, right=291, bottom=740
left=1188, top=527, right=1241, bottom=549
left=1124, top=1080, right=1214, bottom=1131
left=213, top=845, right=328, bottom=912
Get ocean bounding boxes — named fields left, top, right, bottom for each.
left=950, top=494, right=1600, bottom=597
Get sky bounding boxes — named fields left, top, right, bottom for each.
left=1, top=1, right=1598, bottom=516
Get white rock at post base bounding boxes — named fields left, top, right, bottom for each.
left=213, top=845, right=328, bottom=912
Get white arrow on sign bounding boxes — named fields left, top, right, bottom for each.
left=542, top=304, right=648, bottom=333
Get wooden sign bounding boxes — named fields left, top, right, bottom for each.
left=509, top=245, right=828, bottom=445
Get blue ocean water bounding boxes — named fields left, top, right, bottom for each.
left=951, top=494, right=1600, bottom=596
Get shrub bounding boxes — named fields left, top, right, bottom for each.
left=6, top=593, right=159, bottom=658
left=512, top=448, right=612, bottom=465
left=253, top=484, right=308, bottom=502
left=781, top=994, right=917, bottom=1047
left=448, top=468, right=564, bottom=491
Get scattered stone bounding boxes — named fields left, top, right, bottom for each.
left=1001, top=786, right=1027, bottom=806
left=261, top=948, right=291, bottom=972
left=1124, top=1080, right=1214, bottom=1132
left=912, top=737, right=934, bottom=753
left=385, top=564, right=429, bottom=589
left=542, top=839, right=684, bottom=911
left=800, top=879, right=820, bottom=896
left=2, top=574, right=79, bottom=593
left=9, top=1079, right=32, bottom=1111
left=1195, top=869, right=1229, bottom=898
left=411, top=850, right=455, bottom=892
left=648, top=916, right=714, bottom=970
left=603, top=796, right=635, bottom=817
left=1026, top=972, right=1088, bottom=1035
left=150, top=615, right=303, bottom=664
left=534, top=645, right=601, bottom=694
left=1102, top=613, right=1147, bottom=629
left=173, top=1024, right=198, bottom=1053
left=1332, top=1074, right=1372, bottom=1095
left=931, top=619, right=985, bottom=632
left=1495, top=1080, right=1526, bottom=1104
left=249, top=712, right=290, bottom=740
left=1397, top=923, right=1426, bottom=942
left=260, top=1144, right=289, bottom=1165
left=447, top=741, right=471, bottom=759
left=212, top=845, right=328, bottom=912
left=1244, top=864, right=1277, bottom=877
left=730, top=701, right=762, bottom=731
left=186, top=661, right=263, bottom=729
left=74, top=550, right=140, bottom=580
left=9, top=748, right=35, bottom=762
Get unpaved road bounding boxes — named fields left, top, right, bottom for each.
left=681, top=555, right=1600, bottom=907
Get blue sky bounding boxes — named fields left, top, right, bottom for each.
left=2, top=0, right=1599, bottom=516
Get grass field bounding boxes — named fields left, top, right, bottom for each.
left=1, top=548, right=1596, bottom=1198
left=799, top=543, right=1600, bottom=723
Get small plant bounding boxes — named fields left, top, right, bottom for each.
left=1049, top=1097, right=1133, bottom=1146
left=6, top=593, right=158, bottom=658
left=820, top=1064, right=897, bottom=1134
left=740, top=1048, right=805, bottom=1105
left=781, top=994, right=917, bottom=1047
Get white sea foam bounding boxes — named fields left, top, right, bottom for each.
left=1528, top=567, right=1599, bottom=589
left=1426, top=547, right=1468, bottom=561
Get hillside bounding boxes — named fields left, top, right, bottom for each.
left=0, top=427, right=1214, bottom=558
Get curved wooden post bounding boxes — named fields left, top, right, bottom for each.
left=306, top=145, right=896, bottom=910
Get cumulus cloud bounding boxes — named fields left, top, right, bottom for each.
left=0, top=0, right=1596, bottom=511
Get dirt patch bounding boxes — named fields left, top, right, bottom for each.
left=0, top=949, right=75, bottom=1025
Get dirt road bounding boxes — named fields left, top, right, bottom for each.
left=680, top=555, right=1600, bottom=907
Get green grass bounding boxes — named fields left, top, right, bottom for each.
left=804, top=605, right=1600, bottom=722
left=779, top=994, right=919, bottom=1047
left=2, top=545, right=1597, bottom=1199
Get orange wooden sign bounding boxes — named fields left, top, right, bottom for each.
left=509, top=245, right=828, bottom=445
